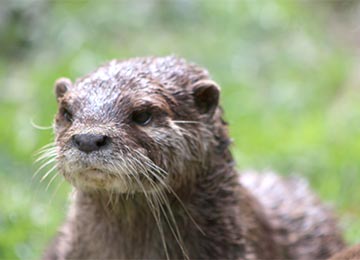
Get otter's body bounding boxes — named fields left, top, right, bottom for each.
left=43, top=56, right=344, bottom=259
left=328, top=244, right=360, bottom=260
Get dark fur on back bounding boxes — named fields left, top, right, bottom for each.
left=241, top=171, right=344, bottom=259
left=43, top=56, right=344, bottom=259
left=328, top=244, right=360, bottom=260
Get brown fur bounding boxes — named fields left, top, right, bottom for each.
left=42, top=56, right=344, bottom=259
left=328, top=244, right=360, bottom=260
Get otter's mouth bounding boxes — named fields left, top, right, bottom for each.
left=78, top=168, right=112, bottom=178
left=79, top=167, right=107, bottom=174
left=61, top=162, right=165, bottom=193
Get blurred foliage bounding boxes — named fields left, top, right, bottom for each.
left=1, top=0, right=360, bottom=259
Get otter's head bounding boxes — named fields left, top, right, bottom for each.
left=53, top=56, right=226, bottom=193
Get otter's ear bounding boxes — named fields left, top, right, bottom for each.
left=192, top=80, right=220, bottom=116
left=54, top=77, right=72, bottom=102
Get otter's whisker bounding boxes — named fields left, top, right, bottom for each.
left=134, top=157, right=189, bottom=260
left=40, top=165, right=58, bottom=182
left=34, top=150, right=57, bottom=163
left=36, top=152, right=57, bottom=162
left=30, top=118, right=53, bottom=130
left=34, top=143, right=56, bottom=155
left=122, top=153, right=171, bottom=258
left=34, top=148, right=57, bottom=163
left=157, top=194, right=189, bottom=260
left=33, top=157, right=57, bottom=178
left=169, top=187, right=205, bottom=235
left=173, top=120, right=200, bottom=124
left=113, top=156, right=133, bottom=195
left=109, top=159, right=129, bottom=193
left=35, top=146, right=56, bottom=157
left=107, top=187, right=115, bottom=210
left=134, top=142, right=204, bottom=238
left=147, top=194, right=169, bottom=259
left=46, top=171, right=60, bottom=191
left=143, top=158, right=205, bottom=236
left=49, top=178, right=65, bottom=205
left=132, top=171, right=170, bottom=260
left=149, top=179, right=189, bottom=260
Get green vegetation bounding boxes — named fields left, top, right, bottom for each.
left=1, top=1, right=359, bottom=259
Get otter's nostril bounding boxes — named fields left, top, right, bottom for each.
left=96, top=136, right=109, bottom=148
left=74, top=137, right=81, bottom=147
left=72, top=134, right=111, bottom=153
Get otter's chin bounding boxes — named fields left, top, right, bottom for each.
left=61, top=168, right=127, bottom=192
left=62, top=168, right=162, bottom=194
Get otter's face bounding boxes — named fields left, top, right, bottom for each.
left=53, top=59, right=220, bottom=193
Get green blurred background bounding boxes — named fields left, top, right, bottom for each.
left=1, top=0, right=360, bottom=258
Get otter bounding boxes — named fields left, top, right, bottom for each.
left=42, top=56, right=344, bottom=259
left=328, top=244, right=360, bottom=260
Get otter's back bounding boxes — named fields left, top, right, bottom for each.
left=329, top=244, right=360, bottom=260
left=240, top=171, right=345, bottom=259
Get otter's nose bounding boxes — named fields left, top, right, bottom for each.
left=72, top=134, right=111, bottom=153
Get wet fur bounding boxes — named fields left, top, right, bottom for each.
left=328, top=244, right=360, bottom=260
left=42, top=56, right=344, bottom=259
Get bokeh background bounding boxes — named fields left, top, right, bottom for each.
left=1, top=0, right=360, bottom=258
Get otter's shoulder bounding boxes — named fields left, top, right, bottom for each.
left=239, top=171, right=345, bottom=259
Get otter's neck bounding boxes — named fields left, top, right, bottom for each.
left=62, top=148, right=279, bottom=259
left=64, top=157, right=254, bottom=259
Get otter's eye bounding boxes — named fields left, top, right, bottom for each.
left=61, top=108, right=73, bottom=123
left=132, top=111, right=152, bottom=126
